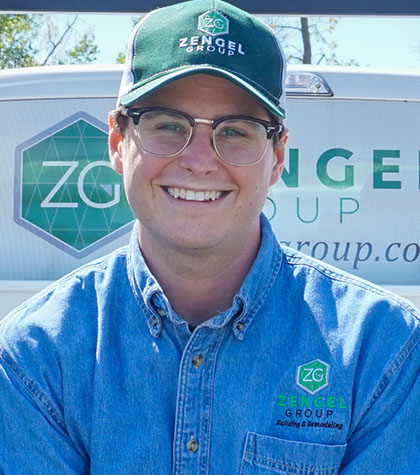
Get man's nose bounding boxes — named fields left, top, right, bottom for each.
left=178, top=125, right=219, bottom=175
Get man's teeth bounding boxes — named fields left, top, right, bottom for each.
left=167, top=187, right=223, bottom=201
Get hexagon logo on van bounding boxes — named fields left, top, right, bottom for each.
left=14, top=112, right=134, bottom=257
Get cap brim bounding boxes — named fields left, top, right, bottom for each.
left=119, top=65, right=285, bottom=120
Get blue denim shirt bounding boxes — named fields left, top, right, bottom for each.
left=1, top=215, right=420, bottom=474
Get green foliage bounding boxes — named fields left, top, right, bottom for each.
left=115, top=52, right=126, bottom=64
left=66, top=33, right=99, bottom=64
left=0, top=14, right=99, bottom=68
left=263, top=16, right=358, bottom=66
left=0, top=15, right=40, bottom=68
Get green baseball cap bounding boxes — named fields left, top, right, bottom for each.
left=118, top=0, right=286, bottom=119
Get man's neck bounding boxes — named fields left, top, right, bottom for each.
left=138, top=224, right=261, bottom=327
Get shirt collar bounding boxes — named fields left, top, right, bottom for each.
left=231, top=213, right=283, bottom=339
left=126, top=214, right=283, bottom=340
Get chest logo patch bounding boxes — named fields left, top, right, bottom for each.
left=296, top=359, right=329, bottom=395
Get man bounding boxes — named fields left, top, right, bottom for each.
left=1, top=0, right=419, bottom=473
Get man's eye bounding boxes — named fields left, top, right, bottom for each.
left=157, top=122, right=184, bottom=132
left=223, top=128, right=243, bottom=136
left=218, top=126, right=246, bottom=138
left=142, top=112, right=190, bottom=135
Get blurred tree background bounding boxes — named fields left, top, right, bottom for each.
left=0, top=14, right=98, bottom=68
left=263, top=16, right=357, bottom=65
left=114, top=16, right=353, bottom=66
left=0, top=13, right=366, bottom=68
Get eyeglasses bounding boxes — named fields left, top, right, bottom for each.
left=120, top=107, right=282, bottom=166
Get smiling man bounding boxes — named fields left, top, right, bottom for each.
left=1, top=0, right=420, bottom=473
left=109, top=73, right=285, bottom=325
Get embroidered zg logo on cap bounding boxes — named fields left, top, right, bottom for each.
left=296, top=359, right=330, bottom=395
left=198, top=9, right=229, bottom=36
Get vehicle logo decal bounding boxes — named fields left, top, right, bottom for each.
left=14, top=111, right=134, bottom=257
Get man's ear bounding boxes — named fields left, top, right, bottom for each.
left=108, top=115, right=123, bottom=175
left=270, top=127, right=289, bottom=186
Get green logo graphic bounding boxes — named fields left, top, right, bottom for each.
left=16, top=113, right=134, bottom=257
left=198, top=9, right=229, bottom=36
left=296, top=359, right=329, bottom=395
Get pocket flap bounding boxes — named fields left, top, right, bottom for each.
left=242, top=432, right=347, bottom=474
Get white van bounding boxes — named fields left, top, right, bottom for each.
left=1, top=64, right=419, bottom=317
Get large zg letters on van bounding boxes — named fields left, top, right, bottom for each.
left=15, top=113, right=133, bottom=257
left=41, top=161, right=120, bottom=209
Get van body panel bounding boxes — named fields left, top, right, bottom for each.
left=1, top=65, right=419, bottom=318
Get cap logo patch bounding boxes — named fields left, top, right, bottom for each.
left=197, top=9, right=229, bottom=36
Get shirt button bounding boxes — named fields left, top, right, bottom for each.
left=192, top=353, right=204, bottom=368
left=186, top=436, right=199, bottom=453
left=236, top=321, right=245, bottom=331
left=151, top=317, right=158, bottom=327
left=157, top=308, right=166, bottom=317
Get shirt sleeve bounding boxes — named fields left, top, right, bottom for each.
left=0, top=351, right=89, bottom=474
left=340, top=335, right=420, bottom=474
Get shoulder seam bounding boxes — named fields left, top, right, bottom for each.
left=0, top=348, right=66, bottom=431
left=358, top=324, right=420, bottom=423
left=281, top=251, right=419, bottom=319
left=2, top=247, right=129, bottom=322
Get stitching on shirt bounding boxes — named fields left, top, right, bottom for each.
left=125, top=237, right=171, bottom=334
left=243, top=241, right=283, bottom=326
left=126, top=248, right=152, bottom=320
left=0, top=248, right=127, bottom=324
left=359, top=326, right=420, bottom=420
left=0, top=348, right=66, bottom=431
left=281, top=247, right=420, bottom=433
left=199, top=326, right=227, bottom=474
left=244, top=452, right=339, bottom=474
left=282, top=249, right=419, bottom=319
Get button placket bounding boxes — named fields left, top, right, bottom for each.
left=157, top=308, right=166, bottom=318
left=192, top=353, right=204, bottom=369
left=172, top=329, right=225, bottom=474
left=186, top=436, right=199, bottom=453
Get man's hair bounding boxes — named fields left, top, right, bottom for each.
left=109, top=107, right=129, bottom=135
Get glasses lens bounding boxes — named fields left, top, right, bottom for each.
left=137, top=110, right=191, bottom=156
left=213, top=119, right=268, bottom=165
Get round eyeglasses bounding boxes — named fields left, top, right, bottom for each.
left=120, top=107, right=282, bottom=166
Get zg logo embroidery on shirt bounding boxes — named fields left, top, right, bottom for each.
left=296, top=359, right=330, bottom=395
left=197, top=10, right=229, bottom=36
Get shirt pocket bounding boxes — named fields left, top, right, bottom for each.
left=240, top=432, right=346, bottom=475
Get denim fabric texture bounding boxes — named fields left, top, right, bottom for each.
left=1, top=215, right=420, bottom=474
